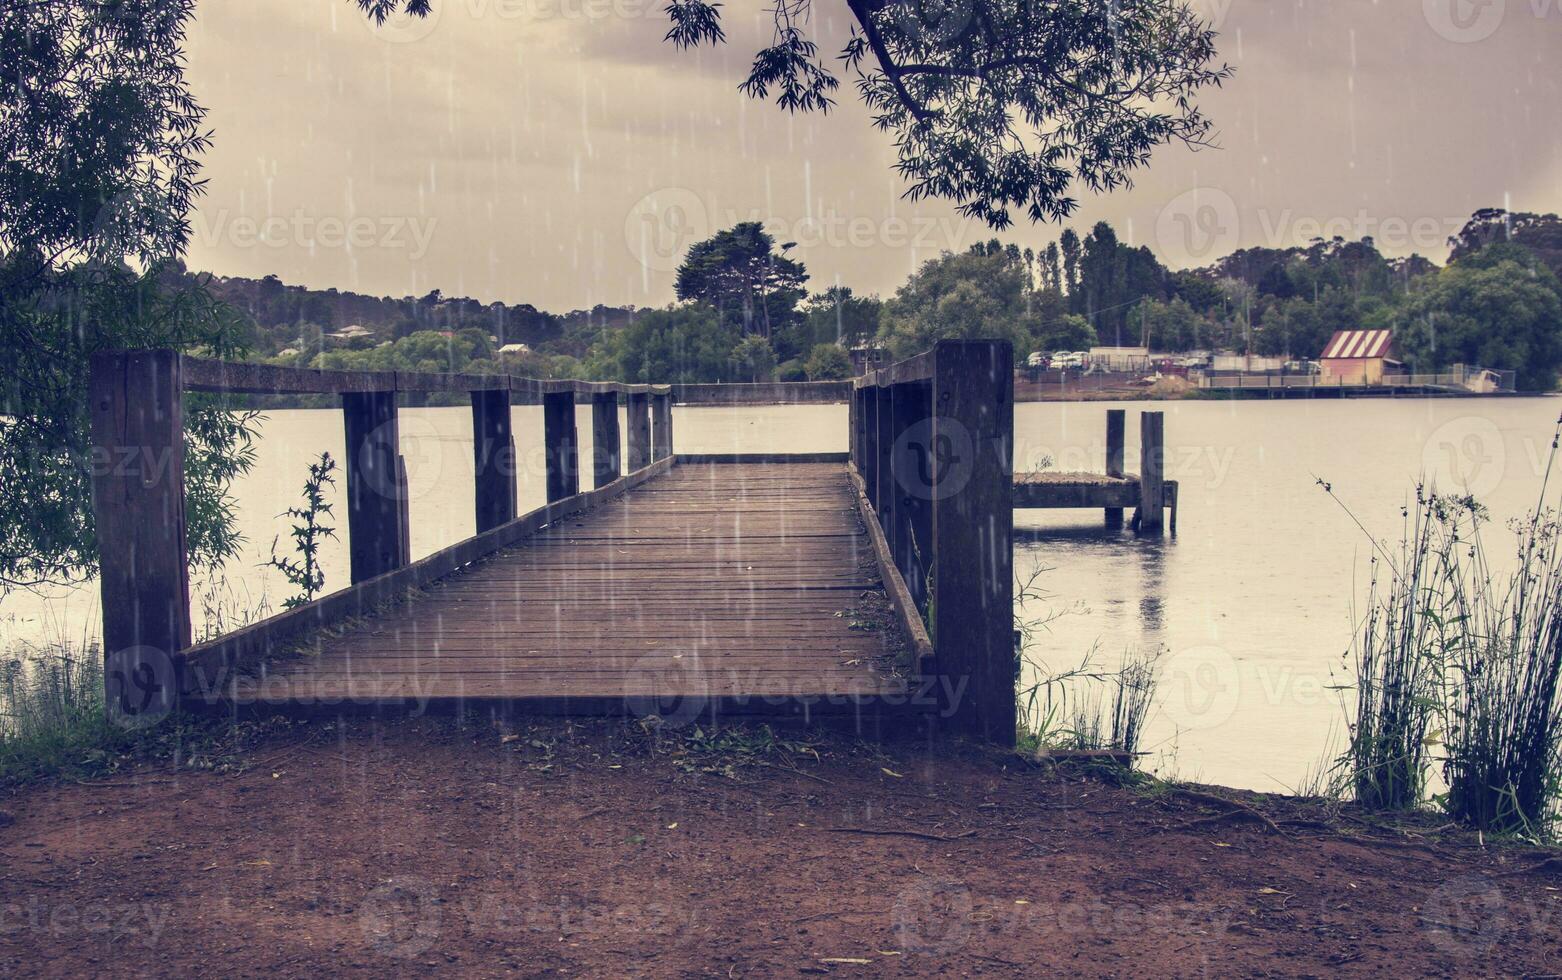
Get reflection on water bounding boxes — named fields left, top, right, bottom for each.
left=4, top=395, right=1558, bottom=792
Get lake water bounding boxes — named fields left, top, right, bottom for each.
left=5, top=396, right=1557, bottom=792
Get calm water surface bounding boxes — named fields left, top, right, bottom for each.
left=5, top=396, right=1557, bottom=791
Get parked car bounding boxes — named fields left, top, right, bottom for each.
left=1283, top=360, right=1323, bottom=375
left=1026, top=351, right=1049, bottom=369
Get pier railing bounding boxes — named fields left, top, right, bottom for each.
left=849, top=340, right=1015, bottom=745
left=87, top=350, right=672, bottom=722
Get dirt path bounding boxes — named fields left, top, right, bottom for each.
left=2, top=717, right=1559, bottom=977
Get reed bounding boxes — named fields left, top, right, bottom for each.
left=1437, top=501, right=1562, bottom=837
left=1327, top=414, right=1562, bottom=837
left=0, top=643, right=117, bottom=782
left=1336, top=490, right=1453, bottom=811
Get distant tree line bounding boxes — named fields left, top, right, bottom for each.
left=225, top=209, right=1562, bottom=394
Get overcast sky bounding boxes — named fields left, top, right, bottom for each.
left=182, top=0, right=1562, bottom=312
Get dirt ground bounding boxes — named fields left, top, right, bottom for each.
left=2, top=716, right=1560, bottom=978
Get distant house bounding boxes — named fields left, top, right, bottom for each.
left=498, top=343, right=532, bottom=356
left=1320, top=330, right=1395, bottom=384
left=849, top=345, right=888, bottom=376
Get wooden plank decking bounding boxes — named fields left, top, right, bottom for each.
left=236, top=462, right=909, bottom=714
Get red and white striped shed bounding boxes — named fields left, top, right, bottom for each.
left=1320, top=329, right=1394, bottom=384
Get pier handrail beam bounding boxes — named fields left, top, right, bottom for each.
left=850, top=340, right=1015, bottom=745
left=88, top=351, right=675, bottom=725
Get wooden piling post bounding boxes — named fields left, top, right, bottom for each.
left=1105, top=408, right=1125, bottom=528
left=89, top=350, right=190, bottom=723
left=591, top=392, right=621, bottom=488
left=849, top=388, right=860, bottom=472
left=543, top=390, right=580, bottom=502
left=625, top=391, right=651, bottom=472
left=930, top=340, right=1014, bottom=745
left=470, top=386, right=517, bottom=533
left=861, top=386, right=880, bottom=503
left=873, top=386, right=896, bottom=539
left=1138, top=410, right=1165, bottom=534
left=890, top=381, right=933, bottom=609
left=342, top=389, right=411, bottom=583
left=651, top=392, right=673, bottom=461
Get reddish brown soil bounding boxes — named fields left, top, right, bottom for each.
left=2, top=717, right=1560, bottom=978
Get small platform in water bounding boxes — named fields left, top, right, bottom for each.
left=1011, top=409, right=1178, bottom=533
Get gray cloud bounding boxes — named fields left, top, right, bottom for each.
left=182, top=0, right=1562, bottom=310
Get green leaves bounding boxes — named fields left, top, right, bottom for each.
left=0, top=261, right=259, bottom=592
left=1, top=0, right=207, bottom=267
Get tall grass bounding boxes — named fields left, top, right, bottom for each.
left=1014, top=563, right=1160, bottom=759
left=1018, top=645, right=1161, bottom=756
left=1328, top=415, right=1562, bottom=838
left=1439, top=501, right=1562, bottom=836
left=0, top=644, right=119, bottom=782
left=1339, top=493, right=1453, bottom=810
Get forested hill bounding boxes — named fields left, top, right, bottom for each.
left=167, top=266, right=638, bottom=360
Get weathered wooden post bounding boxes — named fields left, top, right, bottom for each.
left=470, top=385, right=516, bottom=533
left=873, top=385, right=895, bottom=538
left=625, top=391, right=651, bottom=471
left=930, top=340, right=1014, bottom=745
left=861, top=384, right=879, bottom=504
left=849, top=386, right=860, bottom=471
left=543, top=390, right=580, bottom=502
left=591, top=392, right=621, bottom=488
left=89, top=350, right=189, bottom=724
left=651, top=391, right=673, bottom=461
left=1137, top=410, right=1165, bottom=534
left=342, top=389, right=411, bottom=582
left=890, top=381, right=933, bottom=609
left=1105, top=408, right=1125, bottom=528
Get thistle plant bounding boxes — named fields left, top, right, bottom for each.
left=264, top=453, right=338, bottom=609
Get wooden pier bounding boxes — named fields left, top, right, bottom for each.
left=88, top=342, right=1019, bottom=744
left=1012, top=409, right=1178, bottom=533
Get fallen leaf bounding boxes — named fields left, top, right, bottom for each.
left=1257, top=887, right=1282, bottom=895
left=666, top=823, right=678, bottom=830
left=881, top=768, right=904, bottom=778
